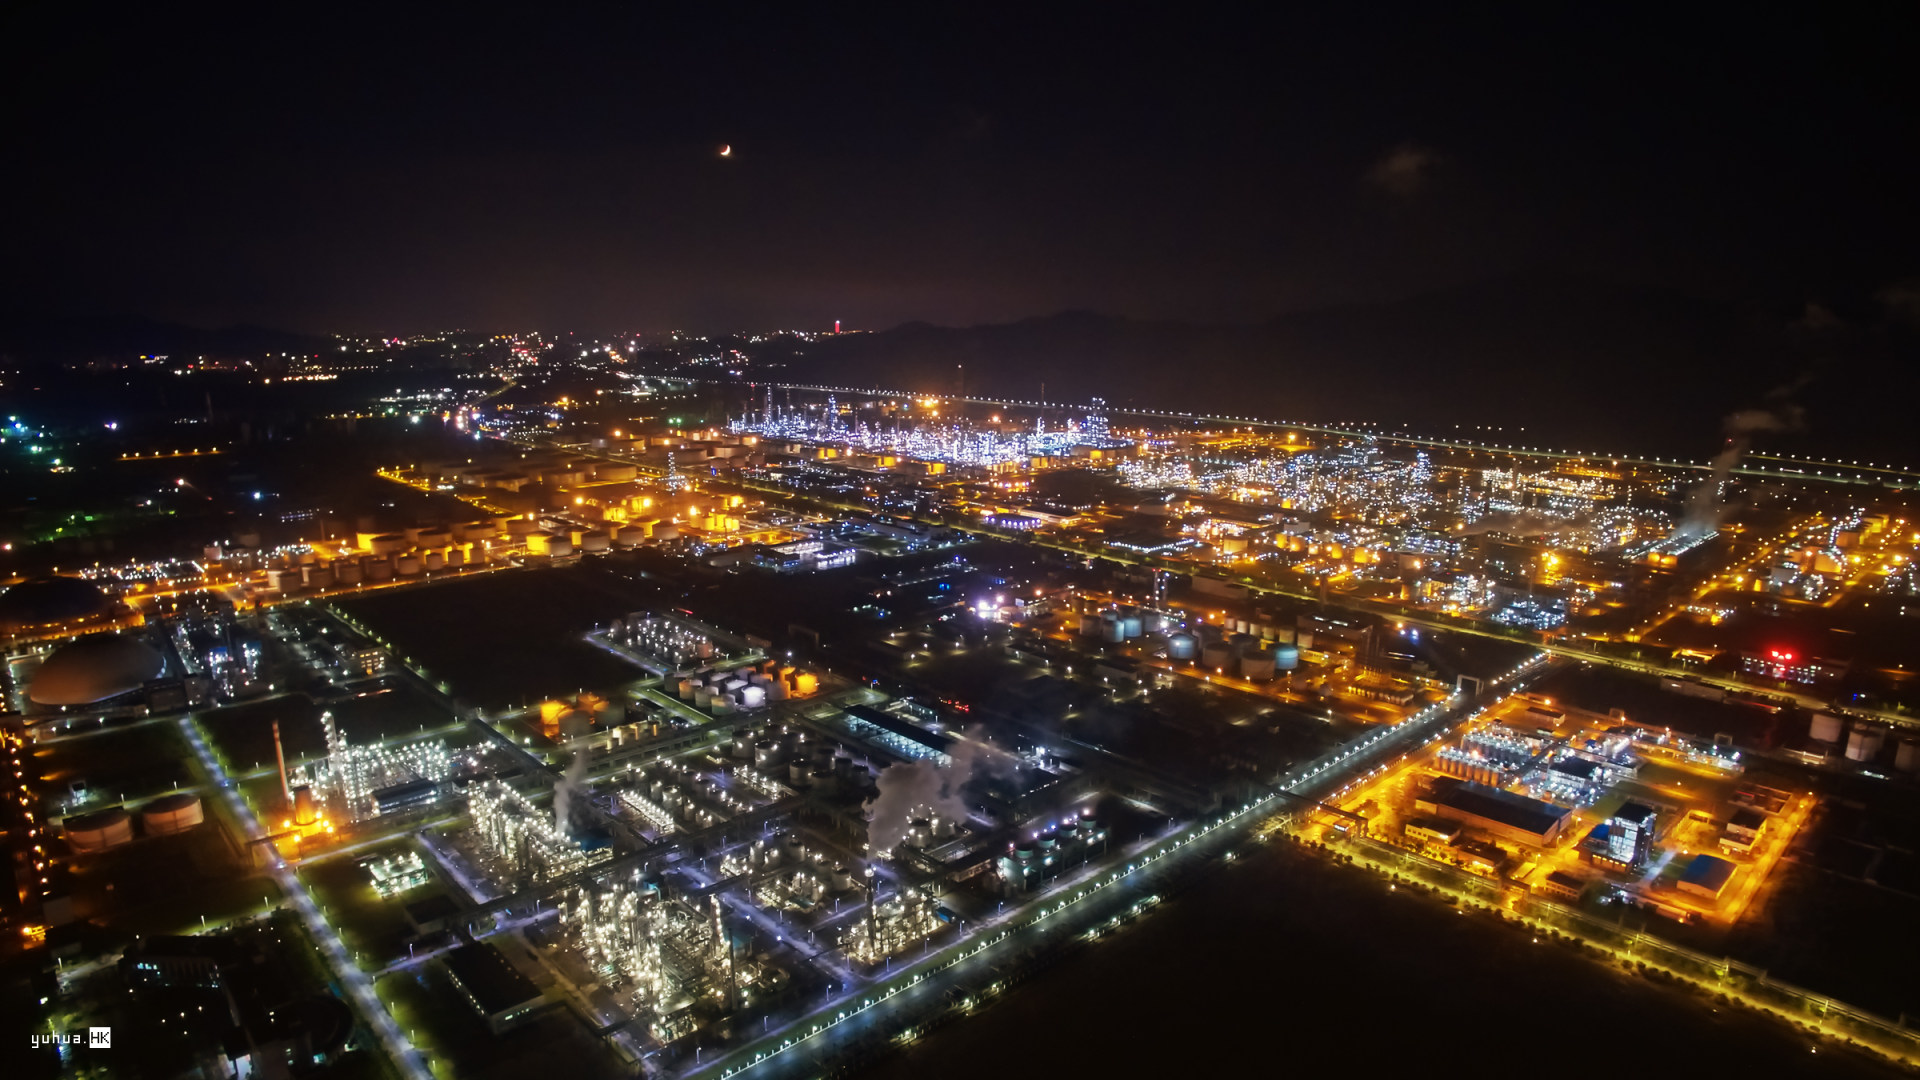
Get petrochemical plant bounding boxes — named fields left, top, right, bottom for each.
left=6, top=374, right=1919, bottom=1080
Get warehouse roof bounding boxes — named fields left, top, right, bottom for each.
left=1425, top=778, right=1568, bottom=840
left=1680, top=853, right=1736, bottom=893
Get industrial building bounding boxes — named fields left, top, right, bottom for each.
left=1605, top=802, right=1657, bottom=869
left=1677, top=853, right=1737, bottom=901
left=440, top=942, right=550, bottom=1034
left=1414, top=777, right=1571, bottom=847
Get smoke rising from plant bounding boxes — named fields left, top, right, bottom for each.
left=1677, top=393, right=1806, bottom=539
left=864, top=739, right=1007, bottom=854
left=553, top=710, right=591, bottom=834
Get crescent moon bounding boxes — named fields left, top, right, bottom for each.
left=719, top=144, right=732, bottom=157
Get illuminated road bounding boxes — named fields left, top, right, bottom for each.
left=177, top=717, right=434, bottom=1080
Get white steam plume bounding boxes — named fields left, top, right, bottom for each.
left=552, top=710, right=591, bottom=834
left=864, top=740, right=1007, bottom=854
left=1677, top=398, right=1805, bottom=539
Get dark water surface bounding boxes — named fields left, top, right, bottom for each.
left=862, top=842, right=1902, bottom=1080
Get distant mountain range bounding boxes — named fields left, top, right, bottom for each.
left=778, top=275, right=1916, bottom=462
left=0, top=313, right=329, bottom=361
left=6, top=274, right=1912, bottom=463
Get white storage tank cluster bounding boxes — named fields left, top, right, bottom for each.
left=1200, top=640, right=1235, bottom=671
left=1846, top=724, right=1887, bottom=763
left=64, top=807, right=134, bottom=853
left=1809, top=713, right=1844, bottom=744
left=1897, top=739, right=1920, bottom=773
left=140, top=792, right=204, bottom=835
left=1166, top=631, right=1198, bottom=661
left=1240, top=647, right=1276, bottom=681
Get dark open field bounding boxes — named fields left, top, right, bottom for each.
left=332, top=567, right=652, bottom=711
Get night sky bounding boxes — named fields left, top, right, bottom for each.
left=7, top=5, right=1919, bottom=335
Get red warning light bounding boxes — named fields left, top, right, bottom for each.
left=1770, top=649, right=1795, bottom=662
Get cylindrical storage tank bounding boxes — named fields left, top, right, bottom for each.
left=1200, top=640, right=1234, bottom=671
left=614, top=526, right=646, bottom=548
left=1121, top=614, right=1144, bottom=640
left=933, top=815, right=958, bottom=839
left=580, top=530, right=612, bottom=553
left=653, top=524, right=681, bottom=542
left=791, top=672, right=818, bottom=695
left=1167, top=632, right=1198, bottom=661
left=296, top=549, right=317, bottom=566
left=676, top=679, right=696, bottom=700
left=1273, top=644, right=1301, bottom=671
left=739, top=685, right=767, bottom=709
left=305, top=566, right=334, bottom=590
left=1896, top=740, right=1920, bottom=773
left=1102, top=614, right=1126, bottom=643
left=506, top=517, right=539, bottom=537
left=366, top=557, right=393, bottom=581
left=423, top=550, right=445, bottom=572
left=693, top=688, right=713, bottom=709
left=1230, top=633, right=1258, bottom=655
left=1078, top=614, right=1102, bottom=636
left=416, top=529, right=451, bottom=549
left=831, top=864, right=854, bottom=891
left=766, top=680, right=789, bottom=701
left=1846, top=725, right=1886, bottom=763
left=1296, top=631, right=1315, bottom=650
left=64, top=807, right=133, bottom=853
left=266, top=568, right=291, bottom=591
left=395, top=555, right=423, bottom=576
left=335, top=560, right=364, bottom=585
left=1240, top=648, right=1276, bottom=681
left=140, top=792, right=204, bottom=835
left=711, top=697, right=734, bottom=715
left=292, top=785, right=316, bottom=826
left=754, top=740, right=781, bottom=770
left=1809, top=713, right=1844, bottom=743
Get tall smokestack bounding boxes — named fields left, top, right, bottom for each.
left=273, top=719, right=291, bottom=805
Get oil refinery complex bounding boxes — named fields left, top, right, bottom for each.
left=5, top=368, right=1920, bottom=1079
